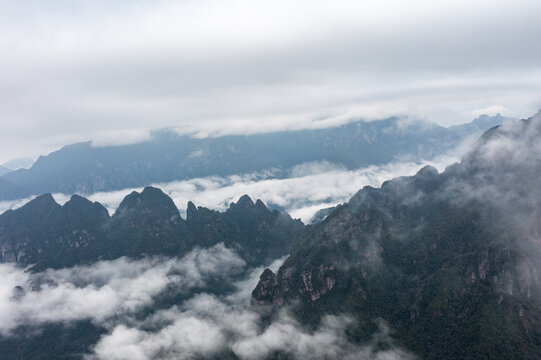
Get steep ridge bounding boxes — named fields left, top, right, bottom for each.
left=0, top=187, right=305, bottom=271
left=0, top=115, right=508, bottom=200
left=253, top=113, right=541, bottom=359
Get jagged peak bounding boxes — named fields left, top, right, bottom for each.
left=186, top=201, right=198, bottom=221
left=25, top=193, right=59, bottom=209
left=260, top=268, right=276, bottom=279
left=114, top=186, right=179, bottom=218
left=141, top=186, right=164, bottom=197
left=236, top=194, right=255, bottom=207
left=64, top=194, right=93, bottom=206
left=228, top=194, right=256, bottom=210
left=416, top=165, right=438, bottom=178
left=255, top=199, right=267, bottom=209
left=8, top=193, right=61, bottom=220
left=116, top=190, right=142, bottom=211
left=63, top=194, right=110, bottom=219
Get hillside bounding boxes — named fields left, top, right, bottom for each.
left=253, top=113, right=541, bottom=359
left=0, top=187, right=304, bottom=270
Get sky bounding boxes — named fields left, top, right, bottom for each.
left=1, top=0, right=541, bottom=162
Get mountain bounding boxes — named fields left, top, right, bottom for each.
left=0, top=177, right=23, bottom=199
left=253, top=113, right=541, bottom=359
left=1, top=158, right=34, bottom=170
left=0, top=187, right=305, bottom=359
left=0, top=115, right=508, bottom=201
left=0, top=158, right=34, bottom=177
left=309, top=205, right=339, bottom=224
left=0, top=187, right=305, bottom=271
left=0, top=166, right=12, bottom=176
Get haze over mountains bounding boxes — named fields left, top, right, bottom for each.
left=1, top=0, right=540, bottom=358
left=0, top=115, right=506, bottom=202
left=254, top=110, right=541, bottom=359
left=0, top=111, right=539, bottom=359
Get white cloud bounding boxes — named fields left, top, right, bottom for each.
left=0, top=244, right=245, bottom=335
left=89, top=295, right=414, bottom=360
left=0, top=157, right=458, bottom=223
left=0, top=239, right=415, bottom=359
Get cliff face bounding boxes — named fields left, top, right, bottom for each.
left=253, top=114, right=541, bottom=359
left=0, top=188, right=305, bottom=271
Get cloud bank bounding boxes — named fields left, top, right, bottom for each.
left=0, top=243, right=414, bottom=359
left=0, top=156, right=458, bottom=223
left=89, top=302, right=413, bottom=360
left=0, top=244, right=245, bottom=335
left=1, top=0, right=540, bottom=161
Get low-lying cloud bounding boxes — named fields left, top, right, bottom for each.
left=0, top=156, right=458, bottom=223
left=0, top=243, right=414, bottom=359
left=89, top=301, right=413, bottom=360
left=0, top=244, right=245, bottom=335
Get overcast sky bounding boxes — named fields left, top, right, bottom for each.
left=1, top=0, right=541, bottom=163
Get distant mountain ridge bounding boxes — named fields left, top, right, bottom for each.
left=0, top=166, right=12, bottom=177
left=1, top=158, right=34, bottom=170
left=0, top=115, right=508, bottom=201
left=252, top=112, right=541, bottom=359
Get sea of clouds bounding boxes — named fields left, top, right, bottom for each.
left=0, top=156, right=457, bottom=224
left=0, top=244, right=414, bottom=360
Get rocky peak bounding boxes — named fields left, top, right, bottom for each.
left=114, top=190, right=141, bottom=214
left=114, top=186, right=180, bottom=220
left=416, top=165, right=438, bottom=178
left=255, top=199, right=267, bottom=210
left=27, top=193, right=58, bottom=209
left=252, top=268, right=279, bottom=304
left=62, top=194, right=110, bottom=222
left=230, top=194, right=255, bottom=209
left=186, top=201, right=198, bottom=222
left=14, top=193, right=60, bottom=222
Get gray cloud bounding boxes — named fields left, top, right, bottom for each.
left=0, top=0, right=540, bottom=162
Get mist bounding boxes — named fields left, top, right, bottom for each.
left=0, top=243, right=414, bottom=359
left=0, top=156, right=457, bottom=223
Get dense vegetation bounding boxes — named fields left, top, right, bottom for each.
left=0, top=188, right=305, bottom=359
left=0, top=187, right=305, bottom=270
left=253, top=116, right=541, bottom=359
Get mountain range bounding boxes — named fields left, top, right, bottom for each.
left=0, top=112, right=538, bottom=359
left=253, top=111, right=541, bottom=359
left=0, top=188, right=305, bottom=359
left=0, top=188, right=304, bottom=271
left=0, top=115, right=507, bottom=201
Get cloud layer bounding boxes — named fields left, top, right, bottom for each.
left=0, top=244, right=245, bottom=335
left=1, top=0, right=540, bottom=161
left=0, top=243, right=413, bottom=359
left=0, top=156, right=458, bottom=223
